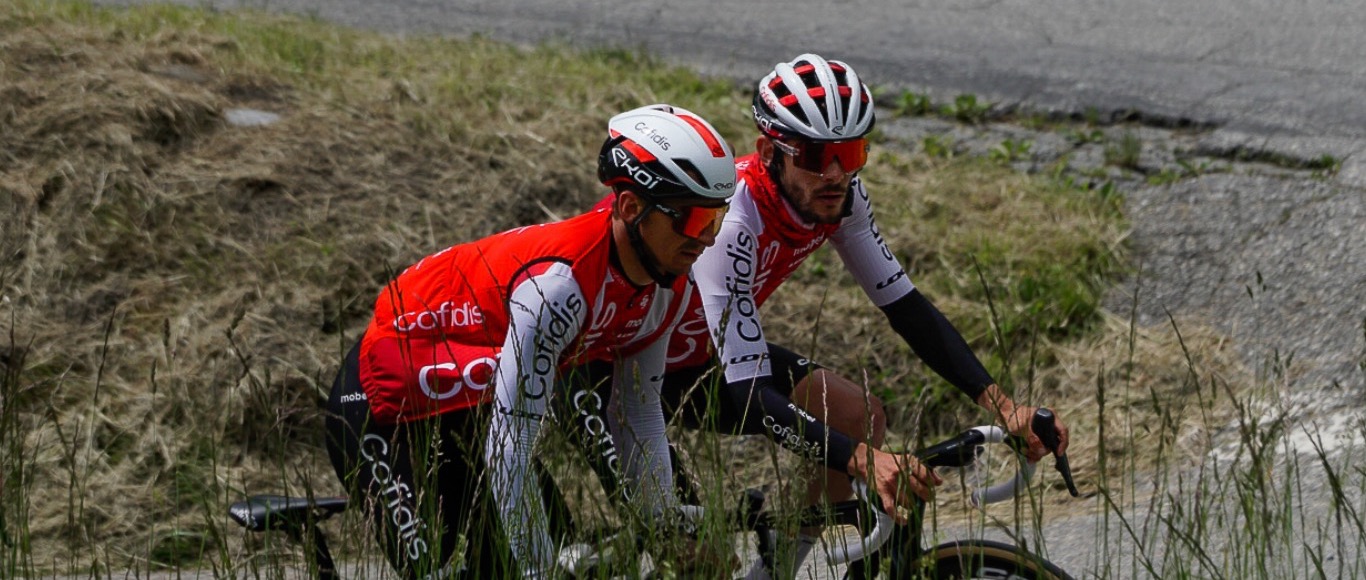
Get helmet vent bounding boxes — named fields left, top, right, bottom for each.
left=672, top=159, right=706, bottom=188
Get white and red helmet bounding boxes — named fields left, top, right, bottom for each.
left=753, top=54, right=876, bottom=142
left=597, top=104, right=736, bottom=202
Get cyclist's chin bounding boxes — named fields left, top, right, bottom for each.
left=795, top=194, right=846, bottom=224
left=800, top=206, right=844, bottom=225
left=659, top=252, right=702, bottom=276
left=667, top=257, right=697, bottom=275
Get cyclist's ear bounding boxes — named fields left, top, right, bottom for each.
left=614, top=189, right=646, bottom=222
left=755, top=136, right=776, bottom=165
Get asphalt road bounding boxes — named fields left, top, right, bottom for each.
left=94, top=0, right=1366, bottom=577
left=112, top=0, right=1366, bottom=171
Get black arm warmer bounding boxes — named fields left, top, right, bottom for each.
left=881, top=289, right=994, bottom=400
left=722, top=375, right=858, bottom=472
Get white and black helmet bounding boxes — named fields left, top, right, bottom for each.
left=597, top=104, right=737, bottom=202
left=753, top=54, right=875, bottom=141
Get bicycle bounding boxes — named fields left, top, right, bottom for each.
left=853, top=408, right=1080, bottom=580
left=228, top=409, right=1078, bottom=578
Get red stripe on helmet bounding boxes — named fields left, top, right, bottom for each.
left=808, top=87, right=827, bottom=99
left=677, top=115, right=728, bottom=158
left=622, top=140, right=657, bottom=163
left=839, top=86, right=853, bottom=97
left=779, top=94, right=799, bottom=107
left=794, top=63, right=816, bottom=75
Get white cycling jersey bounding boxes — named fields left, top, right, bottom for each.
left=667, top=154, right=917, bottom=384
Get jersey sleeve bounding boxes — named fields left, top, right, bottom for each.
left=718, top=372, right=859, bottom=471
left=693, top=218, right=774, bottom=382
left=830, top=178, right=917, bottom=307
left=484, top=264, right=586, bottom=577
left=608, top=327, right=680, bottom=519
left=831, top=181, right=993, bottom=399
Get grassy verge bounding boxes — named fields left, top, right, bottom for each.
left=4, top=0, right=1358, bottom=577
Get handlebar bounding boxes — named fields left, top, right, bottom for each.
left=825, top=481, right=895, bottom=565
left=917, top=408, right=1078, bottom=506
left=1033, top=408, right=1080, bottom=497
left=963, top=425, right=1039, bottom=506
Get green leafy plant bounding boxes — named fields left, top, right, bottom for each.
left=940, top=93, right=991, bottom=125
left=921, top=135, right=956, bottom=159
left=1104, top=131, right=1143, bottom=170
left=1064, top=127, right=1106, bottom=145
left=1082, top=106, right=1103, bottom=126
left=1309, top=154, right=1342, bottom=178
left=896, top=91, right=934, bottom=117
left=988, top=138, right=1033, bottom=164
left=1147, top=168, right=1183, bottom=186
left=1148, top=158, right=1222, bottom=185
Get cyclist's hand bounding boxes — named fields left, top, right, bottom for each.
left=1002, top=405, right=1071, bottom=461
left=849, top=443, right=941, bottom=523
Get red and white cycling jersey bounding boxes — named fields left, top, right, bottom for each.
left=666, top=153, right=917, bottom=381
left=359, top=207, right=690, bottom=424
left=358, top=206, right=691, bottom=571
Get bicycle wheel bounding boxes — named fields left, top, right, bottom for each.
left=922, top=540, right=1073, bottom=580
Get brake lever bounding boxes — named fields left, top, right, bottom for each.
left=1032, top=408, right=1079, bottom=497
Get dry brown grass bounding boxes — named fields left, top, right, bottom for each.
left=0, top=0, right=1246, bottom=573
left=0, top=3, right=616, bottom=568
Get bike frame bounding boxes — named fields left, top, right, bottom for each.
left=227, top=410, right=1076, bottom=579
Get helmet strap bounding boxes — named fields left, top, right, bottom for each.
left=624, top=201, right=678, bottom=286
left=765, top=147, right=801, bottom=213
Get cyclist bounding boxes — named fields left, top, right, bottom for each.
left=324, top=104, right=737, bottom=579
left=657, top=54, right=1073, bottom=576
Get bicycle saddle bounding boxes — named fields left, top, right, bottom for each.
left=228, top=495, right=349, bottom=532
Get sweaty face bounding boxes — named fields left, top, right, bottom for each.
left=763, top=138, right=859, bottom=225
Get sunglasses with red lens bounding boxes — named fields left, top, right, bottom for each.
left=771, top=138, right=869, bottom=176
left=653, top=203, right=729, bottom=238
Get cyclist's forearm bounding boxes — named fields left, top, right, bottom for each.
left=610, top=344, right=679, bottom=517
left=880, top=289, right=993, bottom=399
left=725, top=376, right=857, bottom=471
left=975, top=385, right=1037, bottom=435
left=484, top=405, right=554, bottom=573
left=975, top=384, right=1014, bottom=418
left=484, top=273, right=584, bottom=575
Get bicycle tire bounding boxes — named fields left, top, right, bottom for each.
left=922, top=539, right=1073, bottom=580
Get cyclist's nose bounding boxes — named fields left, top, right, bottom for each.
left=693, top=224, right=719, bottom=247
left=818, top=160, right=850, bottom=181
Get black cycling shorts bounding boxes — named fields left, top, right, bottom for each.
left=660, top=342, right=823, bottom=434
left=325, top=338, right=567, bottom=579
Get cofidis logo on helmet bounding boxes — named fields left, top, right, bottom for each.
left=393, top=300, right=484, bottom=333
left=632, top=121, right=672, bottom=151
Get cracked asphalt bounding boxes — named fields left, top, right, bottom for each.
left=96, top=0, right=1366, bottom=576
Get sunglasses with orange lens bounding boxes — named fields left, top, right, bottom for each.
left=654, top=203, right=729, bottom=238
